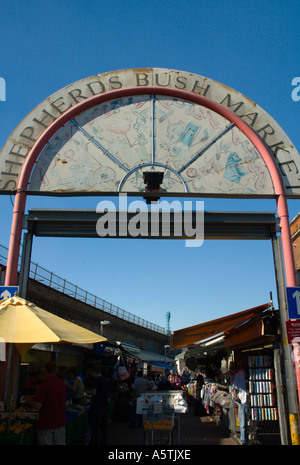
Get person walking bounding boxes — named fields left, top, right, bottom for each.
left=86, top=364, right=109, bottom=445
left=194, top=372, right=205, bottom=416
left=29, top=361, right=67, bottom=445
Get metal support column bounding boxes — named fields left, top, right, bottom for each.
left=19, top=230, right=33, bottom=299
left=271, top=234, right=300, bottom=444
left=273, top=343, right=289, bottom=445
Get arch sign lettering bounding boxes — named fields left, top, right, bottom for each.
left=0, top=68, right=299, bottom=197
left=0, top=68, right=298, bottom=288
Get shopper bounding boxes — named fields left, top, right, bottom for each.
left=130, top=370, right=152, bottom=427
left=232, top=359, right=248, bottom=445
left=194, top=372, right=205, bottom=416
left=167, top=369, right=175, bottom=387
left=147, top=373, right=157, bottom=390
left=65, top=367, right=85, bottom=404
left=173, top=371, right=182, bottom=389
left=157, top=374, right=172, bottom=391
left=86, top=364, right=109, bottom=445
left=28, top=361, right=67, bottom=445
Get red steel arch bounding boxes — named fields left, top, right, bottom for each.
left=4, top=86, right=297, bottom=287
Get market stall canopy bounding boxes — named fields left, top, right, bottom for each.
left=138, top=350, right=173, bottom=363
left=0, top=296, right=107, bottom=355
left=116, top=341, right=141, bottom=355
left=171, top=303, right=269, bottom=349
left=174, top=335, right=226, bottom=361
left=148, top=361, right=174, bottom=371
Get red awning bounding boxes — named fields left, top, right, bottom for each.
left=171, top=303, right=269, bottom=349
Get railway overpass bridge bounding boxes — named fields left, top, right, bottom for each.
left=0, top=244, right=170, bottom=363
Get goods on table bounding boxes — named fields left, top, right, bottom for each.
left=0, top=420, right=32, bottom=434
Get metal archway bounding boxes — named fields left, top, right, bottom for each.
left=4, top=86, right=296, bottom=288
left=1, top=77, right=300, bottom=444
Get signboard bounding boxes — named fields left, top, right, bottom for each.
left=287, top=287, right=300, bottom=319
left=137, top=390, right=188, bottom=414
left=286, top=320, right=300, bottom=344
left=0, top=68, right=299, bottom=197
left=0, top=286, right=19, bottom=300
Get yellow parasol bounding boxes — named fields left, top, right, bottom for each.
left=0, top=296, right=107, bottom=355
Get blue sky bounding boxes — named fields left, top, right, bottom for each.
left=0, top=0, right=300, bottom=331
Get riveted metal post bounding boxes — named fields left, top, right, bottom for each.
left=271, top=234, right=300, bottom=444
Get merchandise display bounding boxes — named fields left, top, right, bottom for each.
left=201, top=383, right=231, bottom=411
left=182, top=348, right=282, bottom=445
left=247, top=353, right=280, bottom=445
left=210, top=389, right=231, bottom=408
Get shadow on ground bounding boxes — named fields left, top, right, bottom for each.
left=107, top=408, right=238, bottom=446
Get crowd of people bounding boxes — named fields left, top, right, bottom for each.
left=21, top=356, right=247, bottom=446
left=24, top=361, right=110, bottom=445
left=21, top=361, right=207, bottom=445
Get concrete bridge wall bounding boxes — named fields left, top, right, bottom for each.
left=10, top=269, right=170, bottom=355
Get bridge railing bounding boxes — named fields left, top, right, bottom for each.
left=0, top=244, right=166, bottom=335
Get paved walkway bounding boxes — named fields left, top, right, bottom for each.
left=107, top=408, right=239, bottom=446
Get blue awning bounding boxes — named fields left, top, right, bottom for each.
left=149, top=361, right=174, bottom=370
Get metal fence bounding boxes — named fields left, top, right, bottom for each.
left=0, top=244, right=166, bottom=334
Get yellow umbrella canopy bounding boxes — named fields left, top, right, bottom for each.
left=0, top=296, right=107, bottom=354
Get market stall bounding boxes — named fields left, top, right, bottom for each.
left=224, top=310, right=282, bottom=445
left=0, top=296, right=106, bottom=444
left=86, top=341, right=140, bottom=422
left=171, top=303, right=284, bottom=445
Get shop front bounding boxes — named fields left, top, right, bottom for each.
left=224, top=309, right=283, bottom=445
left=0, top=339, right=142, bottom=444
left=1, top=343, right=92, bottom=445
left=0, top=295, right=108, bottom=445
left=171, top=303, right=288, bottom=445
